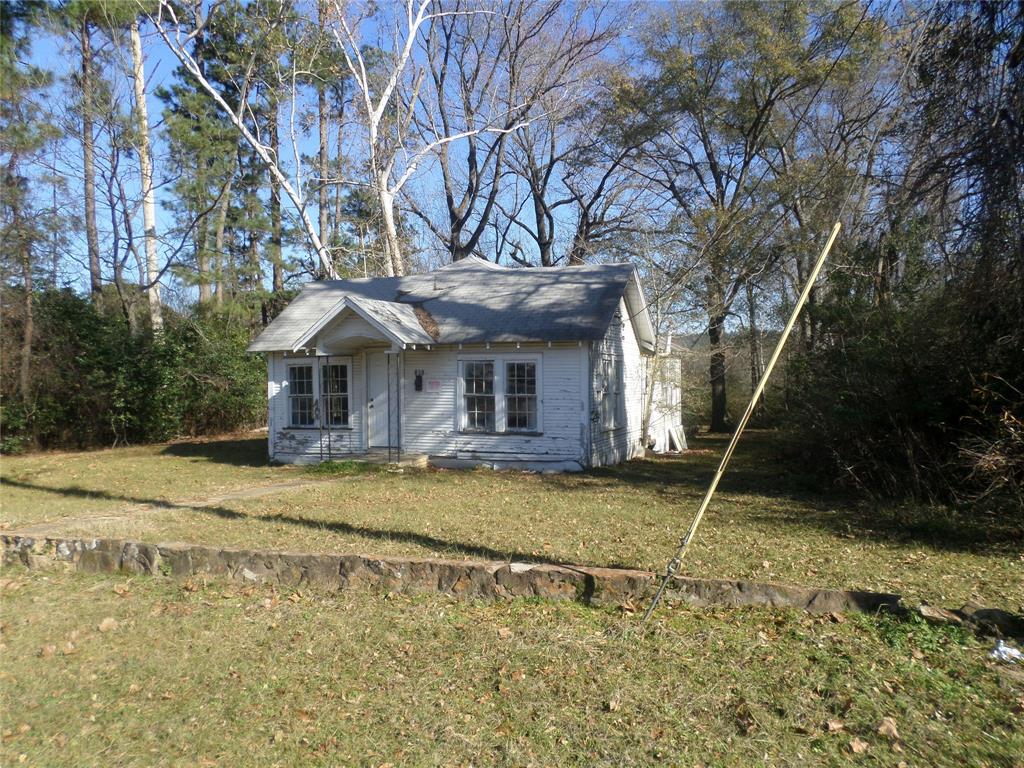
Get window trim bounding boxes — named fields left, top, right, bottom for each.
left=284, top=357, right=354, bottom=430
left=287, top=363, right=316, bottom=428
left=321, top=361, right=351, bottom=428
left=456, top=353, right=543, bottom=435
left=599, top=354, right=624, bottom=432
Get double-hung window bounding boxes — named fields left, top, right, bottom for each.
left=462, top=361, right=496, bottom=432
left=286, top=359, right=351, bottom=428
left=505, top=361, right=537, bottom=432
left=321, top=363, right=350, bottom=427
left=288, top=364, right=315, bottom=427
left=459, top=358, right=540, bottom=434
left=599, top=356, right=623, bottom=431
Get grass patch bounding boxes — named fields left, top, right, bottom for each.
left=303, top=460, right=385, bottom=477
left=1, top=567, right=1021, bottom=767
left=1, top=431, right=1021, bottom=609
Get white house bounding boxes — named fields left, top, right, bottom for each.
left=247, top=256, right=662, bottom=471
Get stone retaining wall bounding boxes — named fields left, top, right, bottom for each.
left=1, top=532, right=902, bottom=616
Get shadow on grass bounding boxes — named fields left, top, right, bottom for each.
left=0, top=477, right=583, bottom=568
left=543, top=433, right=1024, bottom=554
left=161, top=438, right=269, bottom=468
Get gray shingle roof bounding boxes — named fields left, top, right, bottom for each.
left=248, top=256, right=652, bottom=352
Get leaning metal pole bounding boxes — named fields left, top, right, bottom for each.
left=642, top=221, right=842, bottom=624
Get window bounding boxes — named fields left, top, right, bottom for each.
left=321, top=363, right=349, bottom=427
left=288, top=365, right=315, bottom=427
left=599, top=356, right=623, bottom=431
left=459, top=357, right=541, bottom=434
left=505, top=361, right=537, bottom=431
left=463, top=361, right=495, bottom=432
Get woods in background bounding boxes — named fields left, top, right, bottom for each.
left=1, top=0, right=1021, bottom=508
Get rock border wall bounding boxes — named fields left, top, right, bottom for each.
left=1, top=532, right=901, bottom=615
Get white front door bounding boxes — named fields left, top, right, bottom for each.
left=366, top=351, right=396, bottom=447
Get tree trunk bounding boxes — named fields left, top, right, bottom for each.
left=80, top=21, right=101, bottom=298
left=10, top=168, right=33, bottom=402
left=378, top=183, right=403, bottom=277
left=708, top=309, right=729, bottom=432
left=269, top=106, right=284, bottom=291
left=213, top=172, right=234, bottom=308
left=318, top=84, right=329, bottom=270
left=197, top=224, right=212, bottom=304
left=745, top=279, right=763, bottom=419
left=317, top=0, right=331, bottom=275
left=130, top=19, right=163, bottom=334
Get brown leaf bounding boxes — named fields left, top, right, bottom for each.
left=39, top=644, right=56, bottom=658
left=496, top=626, right=513, bottom=639
left=849, top=737, right=869, bottom=754
left=605, top=695, right=621, bottom=712
left=113, top=585, right=130, bottom=598
left=61, top=642, right=77, bottom=656
left=288, top=592, right=302, bottom=603
left=877, top=717, right=900, bottom=740
left=97, top=617, right=119, bottom=633
left=826, top=719, right=844, bottom=733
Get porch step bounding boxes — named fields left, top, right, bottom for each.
left=325, top=450, right=428, bottom=468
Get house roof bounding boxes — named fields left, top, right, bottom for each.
left=247, top=255, right=656, bottom=353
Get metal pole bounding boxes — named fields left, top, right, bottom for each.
left=643, top=221, right=842, bottom=623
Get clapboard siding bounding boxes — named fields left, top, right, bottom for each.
left=267, top=351, right=365, bottom=462
left=402, top=343, right=585, bottom=466
left=590, top=297, right=646, bottom=467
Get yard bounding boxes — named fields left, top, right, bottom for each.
left=1, top=431, right=1021, bottom=609
left=2, top=432, right=1023, bottom=766
left=0, top=568, right=1021, bottom=767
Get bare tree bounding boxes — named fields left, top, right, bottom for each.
left=149, top=0, right=338, bottom=279
left=410, top=0, right=622, bottom=264
left=129, top=17, right=162, bottom=332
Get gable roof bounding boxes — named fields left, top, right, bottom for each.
left=291, top=296, right=435, bottom=351
left=248, top=256, right=655, bottom=353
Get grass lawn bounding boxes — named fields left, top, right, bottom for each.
left=2, top=432, right=1021, bottom=610
left=1, top=568, right=1022, bottom=767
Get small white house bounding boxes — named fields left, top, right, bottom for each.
left=248, top=256, right=660, bottom=471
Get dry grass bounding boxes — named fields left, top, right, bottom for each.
left=1, top=568, right=1021, bottom=767
left=2, top=432, right=1022, bottom=609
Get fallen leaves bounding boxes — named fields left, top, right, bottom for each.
left=877, top=717, right=900, bottom=740
left=113, top=584, right=131, bottom=598
left=848, top=737, right=869, bottom=754
left=97, top=617, right=119, bottom=633
left=825, top=718, right=844, bottom=733
left=496, top=626, right=513, bottom=639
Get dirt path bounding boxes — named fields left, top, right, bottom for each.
left=11, top=477, right=337, bottom=536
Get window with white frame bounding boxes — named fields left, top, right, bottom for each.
left=459, top=357, right=541, bottom=434
left=321, top=363, right=350, bottom=427
left=288, top=364, right=315, bottom=427
left=599, top=356, right=624, bottom=431
left=462, top=361, right=496, bottom=432
left=505, top=361, right=537, bottom=431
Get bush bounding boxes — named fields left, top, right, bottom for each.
left=0, top=289, right=265, bottom=450
left=785, top=239, right=1023, bottom=510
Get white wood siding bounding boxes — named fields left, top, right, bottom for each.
left=402, top=343, right=585, bottom=468
left=589, top=297, right=647, bottom=467
left=267, top=351, right=365, bottom=463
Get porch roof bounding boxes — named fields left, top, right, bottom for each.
left=290, top=295, right=435, bottom=351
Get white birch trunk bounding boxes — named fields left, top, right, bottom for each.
left=130, top=19, right=163, bottom=333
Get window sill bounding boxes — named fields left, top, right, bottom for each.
left=284, top=426, right=354, bottom=431
left=459, top=430, right=544, bottom=437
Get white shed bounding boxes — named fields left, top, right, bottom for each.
left=248, top=256, right=661, bottom=471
